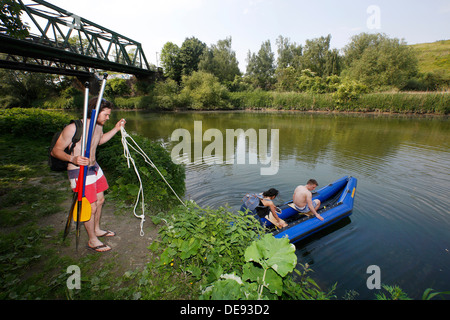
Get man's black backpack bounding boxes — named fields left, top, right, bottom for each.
left=48, top=120, right=83, bottom=171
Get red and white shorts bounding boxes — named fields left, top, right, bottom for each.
left=68, top=162, right=109, bottom=204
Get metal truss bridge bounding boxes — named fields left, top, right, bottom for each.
left=0, top=0, right=158, bottom=80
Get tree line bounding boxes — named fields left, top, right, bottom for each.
left=160, top=33, right=447, bottom=92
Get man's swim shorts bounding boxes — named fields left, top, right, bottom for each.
left=68, top=162, right=109, bottom=204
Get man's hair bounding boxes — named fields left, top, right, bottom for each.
left=87, top=97, right=114, bottom=118
left=307, top=179, right=318, bottom=186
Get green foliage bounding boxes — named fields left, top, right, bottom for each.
left=332, top=80, right=368, bottom=105
left=104, top=78, right=130, bottom=99
left=297, top=69, right=328, bottom=93
left=411, top=40, right=450, bottom=81
left=0, top=70, right=56, bottom=108
left=246, top=40, right=276, bottom=90
left=300, top=34, right=342, bottom=77
left=139, top=202, right=265, bottom=299
left=198, top=37, right=241, bottom=85
left=421, top=288, right=450, bottom=300
left=374, top=285, right=412, bottom=300
left=0, top=107, right=72, bottom=137
left=0, top=0, right=30, bottom=39
left=343, top=33, right=418, bottom=89
left=179, top=37, right=207, bottom=77
left=160, top=41, right=183, bottom=82
left=153, top=79, right=181, bottom=110
left=152, top=203, right=264, bottom=277
left=114, top=95, right=155, bottom=110
left=180, top=71, right=231, bottom=109
left=200, top=234, right=334, bottom=300
left=97, top=132, right=185, bottom=211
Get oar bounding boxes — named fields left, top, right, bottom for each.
left=63, top=82, right=90, bottom=241
left=74, top=82, right=92, bottom=250
left=74, top=106, right=97, bottom=220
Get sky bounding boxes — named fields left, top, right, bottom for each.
left=22, top=0, right=450, bottom=72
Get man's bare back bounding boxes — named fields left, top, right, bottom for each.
left=292, top=179, right=323, bottom=221
left=293, top=185, right=310, bottom=208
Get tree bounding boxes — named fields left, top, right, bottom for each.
left=275, top=35, right=302, bottom=70
left=179, top=37, right=206, bottom=77
left=275, top=36, right=303, bottom=92
left=0, top=0, right=29, bottom=39
left=160, top=42, right=182, bottom=82
left=198, top=36, right=241, bottom=85
left=343, top=33, right=419, bottom=89
left=246, top=40, right=276, bottom=90
left=299, top=34, right=342, bottom=77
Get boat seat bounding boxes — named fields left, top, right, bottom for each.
left=287, top=203, right=315, bottom=217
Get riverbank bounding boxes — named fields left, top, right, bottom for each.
left=0, top=133, right=162, bottom=299
left=112, top=91, right=450, bottom=115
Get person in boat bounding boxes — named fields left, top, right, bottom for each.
left=292, top=179, right=324, bottom=221
left=241, top=188, right=288, bottom=228
left=51, top=98, right=126, bottom=252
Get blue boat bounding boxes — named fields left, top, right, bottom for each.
left=268, top=176, right=357, bottom=244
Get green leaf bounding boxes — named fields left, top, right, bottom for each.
left=263, top=268, right=283, bottom=296
left=244, top=234, right=297, bottom=277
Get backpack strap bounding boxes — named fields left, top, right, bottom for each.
left=67, top=119, right=83, bottom=154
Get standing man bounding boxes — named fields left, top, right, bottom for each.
left=292, top=179, right=324, bottom=221
left=51, top=97, right=126, bottom=252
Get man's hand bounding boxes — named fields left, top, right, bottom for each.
left=114, top=118, right=126, bottom=131
left=72, top=155, right=89, bottom=166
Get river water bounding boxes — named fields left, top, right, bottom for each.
left=112, top=110, right=450, bottom=299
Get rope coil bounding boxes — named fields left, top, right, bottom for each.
left=120, top=127, right=186, bottom=236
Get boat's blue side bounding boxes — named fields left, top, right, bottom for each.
left=261, top=175, right=351, bottom=226
left=272, top=176, right=357, bottom=244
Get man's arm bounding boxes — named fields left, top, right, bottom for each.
left=99, top=119, right=126, bottom=145
left=51, top=124, right=89, bottom=166
left=307, top=193, right=323, bottom=221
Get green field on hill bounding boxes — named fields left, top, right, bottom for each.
left=410, top=40, right=450, bottom=78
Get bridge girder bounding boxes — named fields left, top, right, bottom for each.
left=0, top=0, right=158, bottom=80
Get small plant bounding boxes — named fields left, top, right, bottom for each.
left=375, top=285, right=412, bottom=300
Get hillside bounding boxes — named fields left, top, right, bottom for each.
left=410, top=40, right=450, bottom=78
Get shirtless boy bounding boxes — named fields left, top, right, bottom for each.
left=51, top=98, right=126, bottom=252
left=292, top=179, right=324, bottom=221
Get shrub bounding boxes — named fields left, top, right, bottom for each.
left=180, top=71, right=231, bottom=109
left=0, top=108, right=72, bottom=137
left=332, top=80, right=368, bottom=106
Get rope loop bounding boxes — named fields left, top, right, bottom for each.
left=120, top=127, right=186, bottom=236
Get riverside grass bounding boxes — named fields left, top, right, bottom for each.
left=111, top=91, right=449, bottom=114
left=227, top=91, right=449, bottom=114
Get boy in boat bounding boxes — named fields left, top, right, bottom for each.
left=51, top=98, right=126, bottom=252
left=292, top=179, right=324, bottom=221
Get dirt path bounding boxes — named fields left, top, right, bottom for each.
left=40, top=195, right=160, bottom=274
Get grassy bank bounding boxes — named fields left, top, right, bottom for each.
left=111, top=90, right=449, bottom=114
